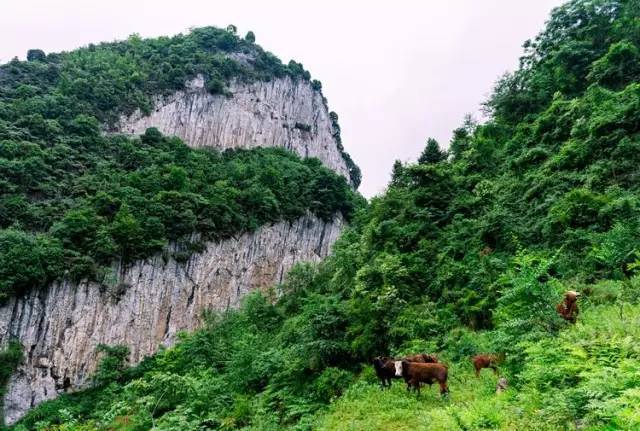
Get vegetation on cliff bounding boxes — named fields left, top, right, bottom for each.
left=0, top=25, right=360, bottom=187
left=0, top=27, right=361, bottom=301
left=5, top=0, right=640, bottom=429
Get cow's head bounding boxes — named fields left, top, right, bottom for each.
left=566, top=290, right=580, bottom=302
left=394, top=361, right=403, bottom=377
left=372, top=357, right=383, bottom=370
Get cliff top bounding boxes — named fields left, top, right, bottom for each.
left=0, top=26, right=314, bottom=125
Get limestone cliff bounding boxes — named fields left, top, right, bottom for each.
left=1, top=54, right=356, bottom=424
left=0, top=214, right=343, bottom=424
left=117, top=75, right=352, bottom=181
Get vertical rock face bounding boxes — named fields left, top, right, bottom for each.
left=117, top=75, right=351, bottom=181
left=1, top=65, right=358, bottom=424
left=0, top=214, right=344, bottom=424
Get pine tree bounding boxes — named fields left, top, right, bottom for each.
left=418, top=138, right=446, bottom=164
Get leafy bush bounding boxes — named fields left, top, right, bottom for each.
left=93, top=345, right=130, bottom=387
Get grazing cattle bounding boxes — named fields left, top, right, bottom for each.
left=472, top=354, right=500, bottom=377
left=556, top=290, right=580, bottom=323
left=372, top=353, right=438, bottom=389
left=372, top=357, right=400, bottom=388
left=394, top=361, right=449, bottom=396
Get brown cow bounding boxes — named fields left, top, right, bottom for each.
left=472, top=354, right=500, bottom=377
left=556, top=290, right=580, bottom=323
left=372, top=354, right=438, bottom=389
left=394, top=361, right=449, bottom=396
left=403, top=353, right=439, bottom=364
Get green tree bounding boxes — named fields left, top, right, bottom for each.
left=26, top=49, right=46, bottom=62
left=94, top=344, right=130, bottom=387
left=588, top=40, right=640, bottom=89
left=418, top=138, right=446, bottom=164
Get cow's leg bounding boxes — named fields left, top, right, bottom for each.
left=491, top=366, right=498, bottom=376
left=475, top=367, right=480, bottom=378
left=439, top=381, right=448, bottom=396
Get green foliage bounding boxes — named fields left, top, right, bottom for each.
left=0, top=230, right=63, bottom=300
left=588, top=40, right=640, bottom=89
left=0, top=125, right=357, bottom=300
left=315, top=304, right=640, bottom=431
left=0, top=341, right=22, bottom=425
left=328, top=111, right=361, bottom=188
left=493, top=252, right=565, bottom=346
left=417, top=138, right=446, bottom=164
left=0, top=27, right=361, bottom=302
left=26, top=50, right=46, bottom=62
left=486, top=0, right=640, bottom=124
left=1, top=26, right=316, bottom=126
left=516, top=304, right=640, bottom=429
left=93, top=345, right=130, bottom=387
left=8, top=1, right=640, bottom=429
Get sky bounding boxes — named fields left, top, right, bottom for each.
left=0, top=0, right=565, bottom=197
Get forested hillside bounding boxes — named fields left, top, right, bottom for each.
left=5, top=0, right=640, bottom=430
left=0, top=26, right=360, bottom=302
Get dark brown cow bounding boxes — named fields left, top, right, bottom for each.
left=372, top=357, right=400, bottom=388
left=394, top=361, right=449, bottom=396
left=556, top=290, right=580, bottom=323
left=472, top=354, right=499, bottom=377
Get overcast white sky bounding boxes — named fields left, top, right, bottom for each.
left=1, top=0, right=564, bottom=197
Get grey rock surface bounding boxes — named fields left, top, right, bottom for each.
left=1, top=214, right=343, bottom=424
left=117, top=75, right=350, bottom=180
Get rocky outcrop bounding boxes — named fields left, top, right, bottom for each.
left=1, top=62, right=358, bottom=424
left=117, top=75, right=351, bottom=180
left=0, top=214, right=343, bottom=424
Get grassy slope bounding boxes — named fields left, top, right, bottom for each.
left=315, top=302, right=640, bottom=431
left=10, top=302, right=639, bottom=430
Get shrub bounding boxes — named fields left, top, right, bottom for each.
left=94, top=344, right=130, bottom=387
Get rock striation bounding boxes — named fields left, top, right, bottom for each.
left=117, top=75, right=351, bottom=180
left=1, top=59, right=357, bottom=423
left=0, top=214, right=343, bottom=424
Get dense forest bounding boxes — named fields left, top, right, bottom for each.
left=0, top=26, right=360, bottom=302
left=4, top=0, right=640, bottom=429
